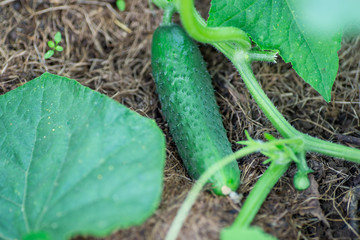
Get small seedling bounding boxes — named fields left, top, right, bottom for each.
left=45, top=32, right=63, bottom=59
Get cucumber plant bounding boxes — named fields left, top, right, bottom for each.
left=151, top=0, right=360, bottom=239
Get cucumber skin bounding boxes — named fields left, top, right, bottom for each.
left=151, top=24, right=240, bottom=195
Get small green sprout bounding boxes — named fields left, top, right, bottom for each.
left=45, top=32, right=63, bottom=59
left=116, top=0, right=126, bottom=11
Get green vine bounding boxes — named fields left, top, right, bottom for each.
left=165, top=135, right=304, bottom=240
left=153, top=0, right=360, bottom=239
left=175, top=0, right=251, bottom=50
left=173, top=0, right=360, bottom=164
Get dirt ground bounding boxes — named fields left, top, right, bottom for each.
left=1, top=0, right=360, bottom=239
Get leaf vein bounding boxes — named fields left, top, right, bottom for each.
left=21, top=86, right=45, bottom=232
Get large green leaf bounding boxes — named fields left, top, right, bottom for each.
left=0, top=73, right=165, bottom=240
left=208, top=0, right=343, bottom=102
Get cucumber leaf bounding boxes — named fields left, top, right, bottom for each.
left=221, top=226, right=278, bottom=240
left=0, top=73, right=165, bottom=240
left=208, top=0, right=343, bottom=102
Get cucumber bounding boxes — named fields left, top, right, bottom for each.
left=151, top=23, right=240, bottom=195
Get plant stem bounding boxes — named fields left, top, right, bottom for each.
left=179, top=6, right=360, bottom=163
left=232, top=52, right=360, bottom=162
left=185, top=10, right=297, bottom=139
left=165, top=145, right=260, bottom=240
left=303, top=134, right=360, bottom=163
left=232, top=161, right=290, bottom=228
left=231, top=52, right=298, bottom=138
left=165, top=138, right=299, bottom=240
left=249, top=50, right=278, bottom=63
left=175, top=0, right=251, bottom=50
left=162, top=3, right=176, bottom=25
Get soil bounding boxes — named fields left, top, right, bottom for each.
left=1, top=0, right=360, bottom=239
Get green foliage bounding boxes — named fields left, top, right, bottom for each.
left=44, top=50, right=54, bottom=59
left=45, top=32, right=63, bottom=59
left=239, top=131, right=302, bottom=166
left=164, top=132, right=304, bottom=240
left=156, top=2, right=360, bottom=239
left=47, top=41, right=55, bottom=48
left=54, top=32, right=62, bottom=44
left=55, top=46, right=63, bottom=52
left=0, top=73, right=165, bottom=240
left=239, top=131, right=312, bottom=190
left=208, top=0, right=342, bottom=102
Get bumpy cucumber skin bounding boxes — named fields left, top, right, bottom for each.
left=151, top=24, right=240, bottom=195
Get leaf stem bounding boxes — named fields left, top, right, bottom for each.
left=165, top=138, right=301, bottom=240
left=303, top=134, right=360, bottom=163
left=175, top=0, right=251, bottom=50
left=229, top=51, right=360, bottom=162
left=231, top=52, right=298, bottom=138
left=165, top=145, right=259, bottom=240
left=177, top=5, right=360, bottom=163
left=169, top=0, right=360, bottom=163
left=248, top=50, right=278, bottom=63
left=232, top=161, right=290, bottom=228
left=162, top=3, right=176, bottom=25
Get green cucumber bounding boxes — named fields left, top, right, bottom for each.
left=151, top=23, right=240, bottom=195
